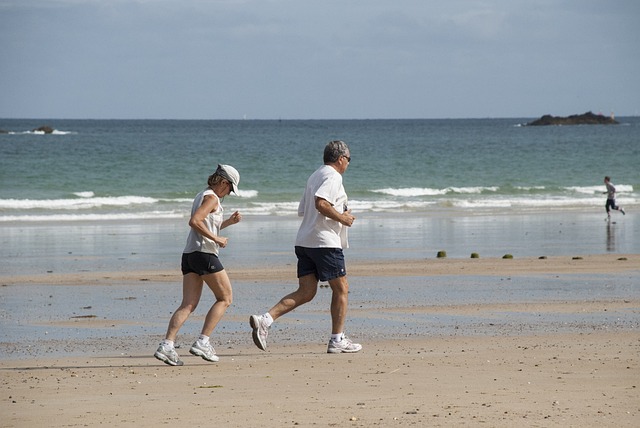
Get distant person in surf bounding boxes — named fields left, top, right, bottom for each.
left=603, top=176, right=625, bottom=220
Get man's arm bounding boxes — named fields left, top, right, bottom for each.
left=315, top=197, right=355, bottom=227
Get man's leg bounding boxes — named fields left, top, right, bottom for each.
left=250, top=274, right=318, bottom=351
left=326, top=274, right=362, bottom=354
left=269, top=273, right=318, bottom=320
left=327, top=275, right=349, bottom=335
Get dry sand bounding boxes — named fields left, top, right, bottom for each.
left=1, top=255, right=639, bottom=427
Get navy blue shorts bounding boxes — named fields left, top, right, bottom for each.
left=295, top=246, right=346, bottom=282
left=606, top=198, right=620, bottom=212
left=181, top=252, right=224, bottom=275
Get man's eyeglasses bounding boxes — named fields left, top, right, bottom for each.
left=342, top=155, right=351, bottom=163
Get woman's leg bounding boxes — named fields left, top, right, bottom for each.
left=164, top=273, right=204, bottom=341
left=199, top=269, right=233, bottom=336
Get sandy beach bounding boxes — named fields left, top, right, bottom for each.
left=1, top=254, right=639, bottom=427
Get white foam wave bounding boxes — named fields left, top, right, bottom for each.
left=8, top=129, right=77, bottom=135
left=374, top=187, right=445, bottom=197
left=452, top=196, right=608, bottom=209
left=375, top=185, right=635, bottom=198
left=242, top=201, right=300, bottom=215
left=564, top=184, right=634, bottom=195
left=514, top=186, right=546, bottom=191
left=373, top=186, right=498, bottom=197
left=0, top=188, right=257, bottom=215
left=448, top=186, right=498, bottom=194
left=349, top=199, right=438, bottom=212
left=1, top=191, right=636, bottom=222
left=0, top=211, right=184, bottom=222
left=236, top=189, right=258, bottom=198
left=74, top=191, right=95, bottom=198
left=0, top=196, right=158, bottom=210
left=565, top=185, right=606, bottom=195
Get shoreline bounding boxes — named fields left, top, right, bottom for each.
left=2, top=254, right=638, bottom=285
left=1, top=210, right=638, bottom=278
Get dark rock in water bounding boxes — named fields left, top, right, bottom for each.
left=33, top=126, right=55, bottom=134
left=0, top=129, right=8, bottom=134
left=527, top=111, right=618, bottom=126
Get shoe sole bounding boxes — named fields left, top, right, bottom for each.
left=250, top=315, right=267, bottom=351
left=189, top=347, right=219, bottom=362
left=327, top=341, right=363, bottom=354
left=327, top=347, right=362, bottom=354
left=154, top=351, right=183, bottom=366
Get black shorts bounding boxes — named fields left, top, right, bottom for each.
left=181, top=252, right=224, bottom=275
left=295, top=246, right=346, bottom=282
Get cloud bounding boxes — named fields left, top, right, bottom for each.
left=1, top=0, right=639, bottom=119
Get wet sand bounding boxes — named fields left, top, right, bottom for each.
left=1, top=255, right=639, bottom=427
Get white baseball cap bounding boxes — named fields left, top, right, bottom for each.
left=216, top=164, right=240, bottom=194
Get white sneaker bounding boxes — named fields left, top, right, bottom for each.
left=327, top=335, right=362, bottom=354
left=250, top=315, right=269, bottom=351
left=154, top=343, right=184, bottom=366
left=189, top=340, right=219, bottom=362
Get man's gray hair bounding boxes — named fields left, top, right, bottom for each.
left=324, top=140, right=349, bottom=163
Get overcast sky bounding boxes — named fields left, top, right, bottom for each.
left=1, top=0, right=638, bottom=120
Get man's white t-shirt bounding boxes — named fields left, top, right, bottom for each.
left=295, top=165, right=349, bottom=249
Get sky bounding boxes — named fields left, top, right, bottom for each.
left=1, top=0, right=639, bottom=120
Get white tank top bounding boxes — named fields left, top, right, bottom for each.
left=183, top=188, right=223, bottom=255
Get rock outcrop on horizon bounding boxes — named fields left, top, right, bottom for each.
left=527, top=111, right=618, bottom=126
left=32, top=126, right=55, bottom=133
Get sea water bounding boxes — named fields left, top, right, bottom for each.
left=1, top=118, right=639, bottom=275
left=1, top=118, right=638, bottom=220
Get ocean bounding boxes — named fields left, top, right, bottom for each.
left=1, top=117, right=638, bottom=220
left=1, top=118, right=639, bottom=275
